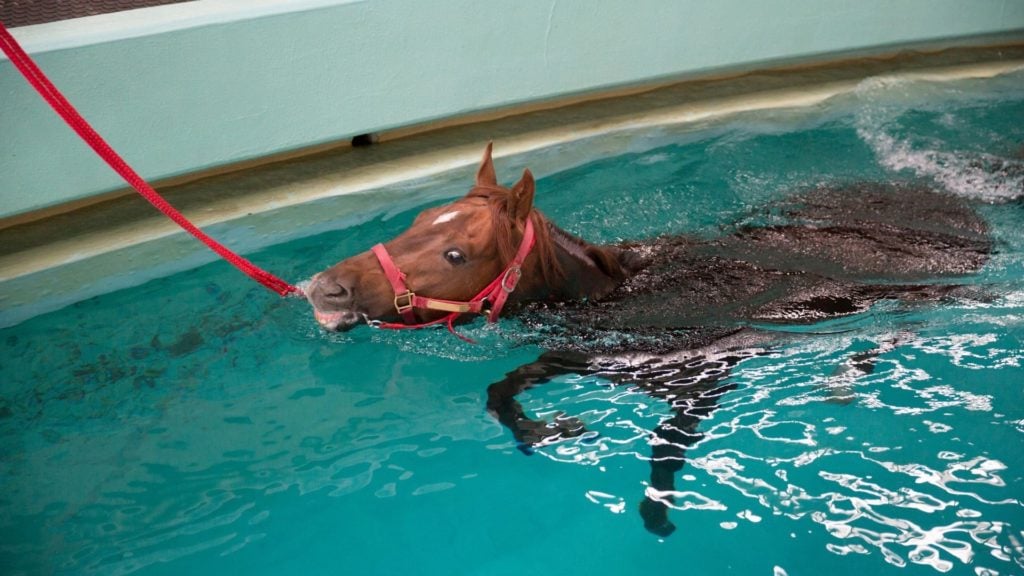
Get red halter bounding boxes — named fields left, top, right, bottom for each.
left=368, top=217, right=536, bottom=340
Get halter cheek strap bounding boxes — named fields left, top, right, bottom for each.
left=370, top=243, right=488, bottom=324
left=369, top=218, right=536, bottom=338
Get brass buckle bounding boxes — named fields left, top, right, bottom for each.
left=394, top=291, right=415, bottom=314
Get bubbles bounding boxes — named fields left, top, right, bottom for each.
left=857, top=127, right=1024, bottom=202
left=852, top=72, right=1024, bottom=204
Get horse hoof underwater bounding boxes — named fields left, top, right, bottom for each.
left=306, top=143, right=994, bottom=537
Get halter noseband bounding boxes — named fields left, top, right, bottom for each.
left=368, top=217, right=536, bottom=339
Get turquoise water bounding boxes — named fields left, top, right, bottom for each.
left=2, top=71, right=1024, bottom=575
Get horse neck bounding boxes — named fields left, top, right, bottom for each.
left=519, top=217, right=634, bottom=303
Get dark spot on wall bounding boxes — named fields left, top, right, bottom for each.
left=351, top=133, right=379, bottom=147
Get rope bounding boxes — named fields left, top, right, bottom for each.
left=0, top=21, right=300, bottom=297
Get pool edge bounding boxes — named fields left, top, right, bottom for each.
left=2, top=52, right=1023, bottom=328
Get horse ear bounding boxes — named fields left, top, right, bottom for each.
left=475, top=141, right=497, bottom=187
left=509, top=168, right=536, bottom=223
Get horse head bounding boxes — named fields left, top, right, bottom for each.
left=306, top=143, right=639, bottom=331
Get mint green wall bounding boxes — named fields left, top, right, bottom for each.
left=2, top=0, right=1023, bottom=219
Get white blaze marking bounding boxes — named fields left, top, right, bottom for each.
left=431, top=210, right=460, bottom=226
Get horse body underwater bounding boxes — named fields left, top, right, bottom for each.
left=306, top=143, right=993, bottom=536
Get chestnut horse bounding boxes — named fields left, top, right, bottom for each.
left=306, top=143, right=992, bottom=536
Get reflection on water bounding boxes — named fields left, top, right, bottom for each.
left=524, top=320, right=1022, bottom=573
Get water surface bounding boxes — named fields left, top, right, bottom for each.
left=2, top=70, right=1023, bottom=575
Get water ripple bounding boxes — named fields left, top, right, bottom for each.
left=520, top=328, right=1023, bottom=573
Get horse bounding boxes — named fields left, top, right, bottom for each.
left=305, top=143, right=993, bottom=536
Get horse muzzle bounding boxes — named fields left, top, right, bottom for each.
left=312, top=308, right=364, bottom=331
left=305, top=272, right=367, bottom=331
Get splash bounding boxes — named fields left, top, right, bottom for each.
left=858, top=128, right=1023, bottom=202
left=853, top=75, right=1024, bottom=203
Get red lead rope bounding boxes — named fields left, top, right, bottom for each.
left=0, top=21, right=300, bottom=297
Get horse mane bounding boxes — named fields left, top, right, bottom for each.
left=467, top=185, right=565, bottom=287
left=545, top=219, right=631, bottom=280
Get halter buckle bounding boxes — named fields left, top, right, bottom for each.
left=501, top=266, right=522, bottom=293
left=394, top=291, right=415, bottom=314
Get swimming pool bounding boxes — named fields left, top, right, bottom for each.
left=1, top=69, right=1022, bottom=575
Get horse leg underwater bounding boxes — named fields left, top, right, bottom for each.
left=486, top=330, right=772, bottom=537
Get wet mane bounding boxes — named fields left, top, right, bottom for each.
left=467, top=184, right=564, bottom=286
left=547, top=220, right=630, bottom=280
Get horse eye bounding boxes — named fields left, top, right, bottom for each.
left=444, top=249, right=467, bottom=266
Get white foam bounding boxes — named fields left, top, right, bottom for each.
left=852, top=74, right=1024, bottom=203
left=858, top=126, right=1024, bottom=202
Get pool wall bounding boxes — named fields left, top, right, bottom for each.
left=2, top=0, right=1023, bottom=221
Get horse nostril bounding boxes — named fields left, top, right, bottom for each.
left=314, top=276, right=353, bottom=304
left=324, top=282, right=348, bottom=299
